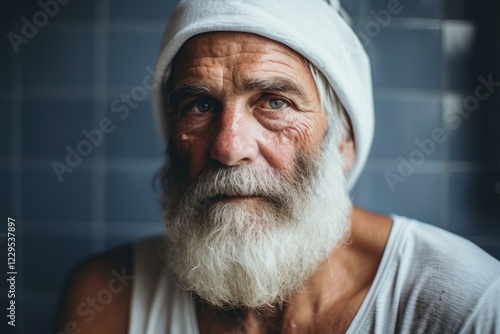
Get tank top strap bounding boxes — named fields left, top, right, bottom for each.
left=128, top=235, right=199, bottom=334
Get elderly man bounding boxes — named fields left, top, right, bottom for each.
left=55, top=0, right=500, bottom=333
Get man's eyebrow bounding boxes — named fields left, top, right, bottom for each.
left=168, top=78, right=312, bottom=105
left=244, top=77, right=312, bottom=104
left=169, top=83, right=212, bottom=106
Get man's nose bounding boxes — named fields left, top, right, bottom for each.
left=210, top=107, right=259, bottom=166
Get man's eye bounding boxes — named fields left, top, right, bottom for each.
left=195, top=102, right=214, bottom=113
left=183, top=99, right=217, bottom=114
left=265, top=98, right=288, bottom=110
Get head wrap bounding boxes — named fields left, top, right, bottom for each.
left=154, top=0, right=374, bottom=190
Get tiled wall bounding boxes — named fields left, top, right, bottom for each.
left=1, top=0, right=499, bottom=333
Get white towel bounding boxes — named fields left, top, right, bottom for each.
left=154, top=0, right=374, bottom=189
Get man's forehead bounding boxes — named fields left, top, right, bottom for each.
left=172, top=32, right=306, bottom=69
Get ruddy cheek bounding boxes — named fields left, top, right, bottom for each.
left=176, top=132, right=213, bottom=178
left=258, top=130, right=296, bottom=173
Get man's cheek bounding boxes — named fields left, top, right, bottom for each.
left=259, top=136, right=296, bottom=177
left=179, top=139, right=213, bottom=180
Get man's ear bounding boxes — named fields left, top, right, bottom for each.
left=339, top=139, right=355, bottom=172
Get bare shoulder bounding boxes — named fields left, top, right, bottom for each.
left=53, top=243, right=134, bottom=334
left=350, top=206, right=393, bottom=252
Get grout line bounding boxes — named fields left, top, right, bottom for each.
left=439, top=14, right=450, bottom=231
left=90, top=0, right=110, bottom=253
left=358, top=17, right=442, bottom=30
left=364, top=160, right=500, bottom=173
left=374, top=88, right=442, bottom=101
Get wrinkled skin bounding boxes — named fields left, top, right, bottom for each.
left=169, top=32, right=328, bottom=185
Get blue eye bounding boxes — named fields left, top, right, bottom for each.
left=268, top=98, right=287, bottom=110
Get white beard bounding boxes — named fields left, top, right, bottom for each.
left=162, top=138, right=351, bottom=308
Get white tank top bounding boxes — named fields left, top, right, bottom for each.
left=128, top=216, right=500, bottom=334
left=128, top=235, right=199, bottom=334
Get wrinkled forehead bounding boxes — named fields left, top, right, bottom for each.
left=170, top=32, right=308, bottom=75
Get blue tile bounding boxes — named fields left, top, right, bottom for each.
left=1, top=2, right=22, bottom=25
left=442, top=22, right=476, bottom=91
left=105, top=101, right=163, bottom=157
left=0, top=171, right=12, bottom=217
left=366, top=28, right=441, bottom=89
left=339, top=0, right=360, bottom=18
left=52, top=0, right=96, bottom=21
left=30, top=0, right=96, bottom=21
left=106, top=222, right=163, bottom=248
left=107, top=32, right=163, bottom=88
left=22, top=31, right=94, bottom=87
left=22, top=169, right=92, bottom=222
left=442, top=0, right=471, bottom=20
left=5, top=0, right=95, bottom=61
left=370, top=99, right=442, bottom=159
left=0, top=46, right=13, bottom=87
left=22, top=99, right=93, bottom=157
left=109, top=0, right=180, bottom=20
left=106, top=171, right=163, bottom=223
left=352, top=170, right=442, bottom=225
left=365, top=0, right=440, bottom=19
left=448, top=171, right=500, bottom=236
left=22, top=235, right=92, bottom=290
left=106, top=237, right=137, bottom=250
left=0, top=277, right=8, bottom=318
left=0, top=103, right=11, bottom=156
left=445, top=106, right=500, bottom=162
left=22, top=291, right=59, bottom=334
left=15, top=0, right=96, bottom=25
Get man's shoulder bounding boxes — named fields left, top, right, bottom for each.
left=354, top=215, right=500, bottom=333
left=387, top=215, right=500, bottom=323
left=53, top=243, right=135, bottom=334
left=394, top=215, right=500, bottom=275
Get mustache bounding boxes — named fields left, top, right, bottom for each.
left=187, top=163, right=294, bottom=211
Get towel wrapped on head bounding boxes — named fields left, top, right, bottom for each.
left=154, top=0, right=374, bottom=189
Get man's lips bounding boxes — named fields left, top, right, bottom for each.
left=213, top=194, right=263, bottom=202
left=195, top=193, right=281, bottom=211
left=197, top=194, right=266, bottom=206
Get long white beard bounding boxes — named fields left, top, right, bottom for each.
left=162, top=138, right=351, bottom=308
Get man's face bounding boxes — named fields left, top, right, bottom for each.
left=169, top=32, right=328, bottom=181
left=162, top=32, right=350, bottom=309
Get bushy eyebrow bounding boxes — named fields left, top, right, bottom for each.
left=243, top=77, right=311, bottom=104
left=169, top=83, right=212, bottom=108
left=169, top=77, right=311, bottom=107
